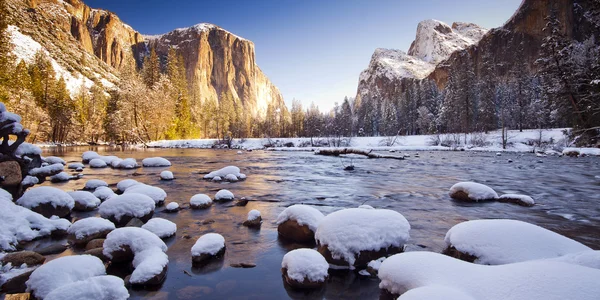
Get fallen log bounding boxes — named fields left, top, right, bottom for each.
left=315, top=148, right=405, bottom=160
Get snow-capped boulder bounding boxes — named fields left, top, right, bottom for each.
left=44, top=156, right=65, bottom=165
left=449, top=182, right=498, bottom=202
left=358, top=204, right=374, bottom=209
left=68, top=191, right=101, bottom=211
left=498, top=194, right=535, bottom=207
left=123, top=183, right=167, bottom=205
left=50, top=171, right=72, bottom=183
left=203, top=166, right=245, bottom=181
left=68, top=162, right=84, bottom=170
left=276, top=205, right=325, bottom=243
left=191, top=233, right=226, bottom=266
left=82, top=151, right=101, bottom=163
left=214, top=189, right=234, bottom=202
left=366, top=257, right=386, bottom=276
left=243, top=209, right=261, bottom=227
left=315, top=208, right=410, bottom=268
left=103, top=227, right=169, bottom=286
left=281, top=248, right=329, bottom=289
left=141, top=218, right=177, bottom=239
left=109, top=158, right=123, bottom=168
left=115, top=158, right=138, bottom=169
left=142, top=157, right=171, bottom=167
left=97, top=156, right=120, bottom=165
left=29, top=163, right=64, bottom=178
left=16, top=186, right=74, bottom=218
left=444, top=219, right=592, bottom=265
left=212, top=176, right=222, bottom=182
left=25, top=255, right=106, bottom=299
left=21, top=175, right=39, bottom=189
left=165, top=202, right=179, bottom=212
left=93, top=186, right=116, bottom=201
left=546, top=250, right=600, bottom=270
left=44, top=275, right=129, bottom=300
left=84, top=179, right=108, bottom=190
left=160, top=171, right=174, bottom=180
left=190, top=194, right=212, bottom=209
left=378, top=251, right=600, bottom=300
left=98, top=193, right=156, bottom=227
left=89, top=158, right=107, bottom=168
left=224, top=174, right=238, bottom=182
left=116, top=179, right=140, bottom=192
left=67, top=217, right=115, bottom=246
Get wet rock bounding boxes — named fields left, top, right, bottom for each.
left=105, top=244, right=134, bottom=263
left=243, top=216, right=262, bottom=228
left=278, top=220, right=315, bottom=243
left=192, top=247, right=226, bottom=266
left=33, top=244, right=68, bottom=256
left=84, top=248, right=109, bottom=262
left=230, top=263, right=256, bottom=268
left=1, top=251, right=45, bottom=266
left=85, top=239, right=106, bottom=250
left=132, top=265, right=168, bottom=286
left=234, top=199, right=248, bottom=206
left=68, top=229, right=112, bottom=247
left=0, top=270, right=35, bottom=294
left=124, top=217, right=146, bottom=228
left=29, top=202, right=71, bottom=219
left=442, top=246, right=478, bottom=263
left=0, top=161, right=22, bottom=187
left=282, top=268, right=327, bottom=290
left=3, top=293, right=31, bottom=300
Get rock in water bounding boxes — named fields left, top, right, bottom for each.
left=243, top=209, right=262, bottom=228
left=191, top=233, right=226, bottom=266
left=1, top=251, right=45, bottom=266
left=276, top=205, right=325, bottom=243
left=448, top=182, right=498, bottom=202
left=281, top=248, right=328, bottom=290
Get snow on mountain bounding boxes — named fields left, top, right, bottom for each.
left=359, top=48, right=435, bottom=83
left=408, top=19, right=488, bottom=64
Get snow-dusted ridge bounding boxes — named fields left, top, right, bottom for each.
left=143, top=23, right=249, bottom=43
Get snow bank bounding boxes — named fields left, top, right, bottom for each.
left=444, top=219, right=591, bottom=265
left=378, top=251, right=600, bottom=300
left=203, top=166, right=245, bottom=181
left=68, top=191, right=101, bottom=210
left=44, top=156, right=66, bottom=165
left=44, top=275, right=129, bottom=300
left=16, top=186, right=74, bottom=210
left=93, top=186, right=116, bottom=201
left=449, top=182, right=498, bottom=201
left=85, top=179, right=108, bottom=190
left=190, top=194, right=212, bottom=208
left=282, top=248, right=329, bottom=283
left=192, top=233, right=225, bottom=256
left=214, top=189, right=234, bottom=201
left=89, top=158, right=107, bottom=168
left=142, top=218, right=177, bottom=238
left=276, top=205, right=325, bottom=232
left=123, top=183, right=167, bottom=204
left=26, top=255, right=106, bottom=299
left=160, top=171, right=174, bottom=180
left=98, top=193, right=156, bottom=223
left=315, top=208, right=410, bottom=266
left=142, top=157, right=171, bottom=167
left=67, top=217, right=115, bottom=240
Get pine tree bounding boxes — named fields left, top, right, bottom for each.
left=142, top=47, right=161, bottom=88
left=290, top=99, right=304, bottom=137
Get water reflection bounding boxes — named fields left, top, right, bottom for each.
left=32, top=147, right=600, bottom=299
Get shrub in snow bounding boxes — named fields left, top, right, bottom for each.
left=44, top=275, right=129, bottom=300
left=68, top=162, right=84, bottom=170
left=281, top=248, right=329, bottom=289
left=44, top=156, right=66, bottom=165
left=82, top=151, right=101, bottom=163
left=191, top=233, right=226, bottom=266
left=315, top=208, right=410, bottom=268
left=165, top=202, right=179, bottom=212
left=68, top=191, right=101, bottom=211
left=16, top=186, right=74, bottom=218
left=84, top=179, right=108, bottom=190
left=160, top=171, right=174, bottom=180
left=190, top=194, right=212, bottom=209
left=98, top=193, right=155, bottom=227
left=116, top=179, right=140, bottom=192
left=243, top=209, right=261, bottom=227
left=142, top=157, right=171, bottom=167
left=378, top=251, right=600, bottom=300
left=276, top=205, right=325, bottom=243
left=103, top=227, right=168, bottom=285
left=67, top=217, right=115, bottom=246
left=114, top=158, right=138, bottom=169
left=123, top=183, right=167, bottom=205
left=449, top=182, right=498, bottom=202
left=26, top=254, right=106, bottom=299
left=497, top=194, right=535, bottom=207
left=29, top=163, right=64, bottom=178
left=214, top=189, right=234, bottom=201
left=444, top=219, right=591, bottom=265
left=50, top=171, right=72, bottom=183
left=93, top=186, right=116, bottom=201
left=89, top=158, right=107, bottom=168
left=141, top=218, right=177, bottom=239
left=203, top=166, right=246, bottom=181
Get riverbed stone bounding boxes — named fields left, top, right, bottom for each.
left=32, top=244, right=68, bottom=256
left=0, top=161, right=22, bottom=187
left=85, top=239, right=106, bottom=250
left=192, top=246, right=226, bottom=266
left=278, top=219, right=315, bottom=243
left=0, top=269, right=35, bottom=294
left=29, top=202, right=71, bottom=219
left=68, top=229, right=112, bottom=247
left=243, top=216, right=262, bottom=228
left=1, top=251, right=45, bottom=266
left=84, top=248, right=109, bottom=262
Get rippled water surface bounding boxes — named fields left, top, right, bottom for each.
left=35, top=147, right=600, bottom=299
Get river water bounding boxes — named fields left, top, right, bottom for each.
left=32, top=147, right=600, bottom=299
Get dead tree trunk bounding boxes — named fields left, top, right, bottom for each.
left=315, top=148, right=405, bottom=160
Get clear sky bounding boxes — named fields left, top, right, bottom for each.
left=86, top=0, right=523, bottom=111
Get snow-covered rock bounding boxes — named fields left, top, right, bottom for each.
left=21, top=175, right=39, bottom=188
left=141, top=218, right=177, bottom=239
left=276, top=205, right=325, bottom=243
left=16, top=186, right=74, bottom=218
left=165, top=202, right=179, bottom=212
left=190, top=194, right=212, bottom=209
left=378, top=251, right=600, bottom=300
left=243, top=209, right=262, bottom=227
left=29, top=163, right=64, bottom=177
left=546, top=250, right=600, bottom=270
left=98, top=193, right=156, bottom=226
left=84, top=179, right=108, bottom=190
left=123, top=183, right=167, bottom=205
left=214, top=189, right=234, bottom=201
left=109, top=158, right=123, bottom=168
left=315, top=208, right=410, bottom=268
left=114, top=158, right=138, bottom=169
left=50, top=171, right=72, bottom=183
left=93, top=186, right=116, bottom=201
left=97, top=156, right=120, bottom=165
left=89, top=158, right=107, bottom=168
left=26, top=255, right=106, bottom=299
left=444, top=219, right=591, bottom=265
left=562, top=147, right=600, bottom=157
left=67, top=217, right=115, bottom=246
left=68, top=191, right=101, bottom=211
left=203, top=166, right=245, bottom=181
left=224, top=174, right=238, bottom=182
left=449, top=182, right=498, bottom=202
left=82, top=151, right=101, bottom=163
left=498, top=194, right=535, bottom=206
left=68, top=162, right=84, bottom=170
left=142, top=157, right=171, bottom=167
left=0, top=188, right=12, bottom=201
left=103, top=227, right=168, bottom=285
left=44, top=156, right=66, bottom=165
left=397, top=285, right=478, bottom=300
left=44, top=275, right=129, bottom=300
left=116, top=179, right=140, bottom=192
left=15, top=142, right=42, bottom=158
left=281, top=248, right=329, bottom=289
left=191, top=233, right=226, bottom=265
left=211, top=176, right=222, bottom=182
left=160, top=171, right=174, bottom=180
left=358, top=204, right=374, bottom=209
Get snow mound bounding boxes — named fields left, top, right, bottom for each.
left=26, top=255, right=106, bottom=299
left=449, top=182, right=498, bottom=201
left=358, top=204, right=374, bottom=209
left=378, top=251, right=600, bottom=300
left=44, top=275, right=129, bottom=300
left=142, top=218, right=177, bottom=238
left=89, top=158, right=107, bottom=168
left=21, top=175, right=39, bottom=187
left=0, top=197, right=71, bottom=251
left=203, top=166, right=245, bottom=181
left=142, top=157, right=171, bottom=167
left=85, top=179, right=108, bottom=190
left=67, top=217, right=115, bottom=240
left=68, top=162, right=84, bottom=170
left=117, top=179, right=140, bottom=192
left=16, top=186, right=74, bottom=210
left=211, top=176, right=222, bottom=182
left=160, top=171, right=174, bottom=180
left=165, top=202, right=179, bottom=211
left=192, top=233, right=225, bottom=256
left=93, top=186, right=116, bottom=201
left=50, top=172, right=72, bottom=182
left=123, top=183, right=167, bottom=204
left=247, top=209, right=261, bottom=221
left=98, top=193, right=156, bottom=223
left=44, top=156, right=66, bottom=165
left=115, top=158, right=138, bottom=169
left=546, top=250, right=600, bottom=270
left=282, top=248, right=329, bottom=283
left=444, top=219, right=591, bottom=265
left=0, top=188, right=12, bottom=201
left=224, top=174, right=238, bottom=182
left=29, top=163, right=64, bottom=177
left=276, top=205, right=325, bottom=232
left=68, top=191, right=101, bottom=210
left=498, top=194, right=535, bottom=206
left=398, top=285, right=477, bottom=300
left=82, top=151, right=101, bottom=163
left=315, top=208, right=410, bottom=266
left=97, top=156, right=120, bottom=165
left=15, top=142, right=42, bottom=157
left=214, top=189, right=234, bottom=201
left=190, top=194, right=212, bottom=207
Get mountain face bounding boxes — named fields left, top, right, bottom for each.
left=4, top=0, right=285, bottom=117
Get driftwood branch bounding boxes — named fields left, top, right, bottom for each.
left=315, top=148, right=404, bottom=160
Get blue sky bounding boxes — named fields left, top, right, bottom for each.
left=86, top=0, right=522, bottom=111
